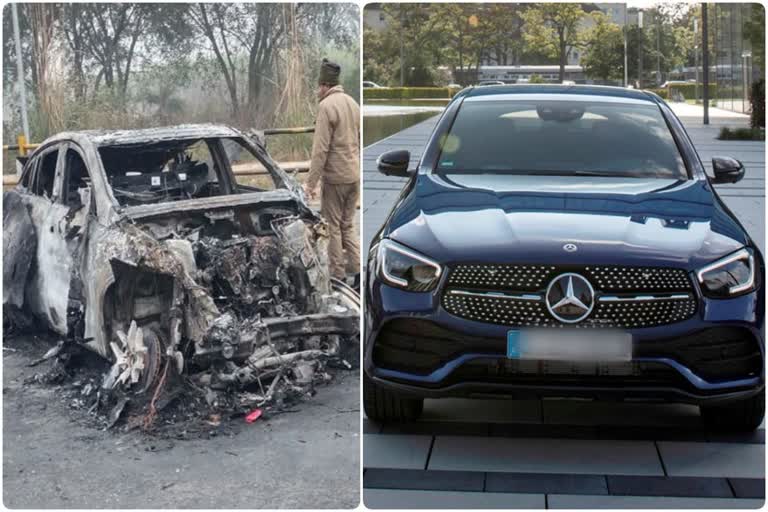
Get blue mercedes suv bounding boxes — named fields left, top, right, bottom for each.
left=363, top=85, right=765, bottom=431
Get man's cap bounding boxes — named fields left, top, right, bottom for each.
left=319, top=58, right=341, bottom=86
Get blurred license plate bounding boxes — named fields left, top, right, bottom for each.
left=507, top=329, right=632, bottom=362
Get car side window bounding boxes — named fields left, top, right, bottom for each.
left=30, top=149, right=59, bottom=199
left=19, top=160, right=34, bottom=189
left=60, top=148, right=90, bottom=209
left=220, top=137, right=278, bottom=192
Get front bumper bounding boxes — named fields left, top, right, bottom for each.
left=364, top=280, right=765, bottom=405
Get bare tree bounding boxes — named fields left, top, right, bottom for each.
left=2, top=2, right=357, bottom=142
left=190, top=3, right=357, bottom=123
left=189, top=3, right=290, bottom=122
left=62, top=4, right=192, bottom=101
left=61, top=4, right=87, bottom=101
left=27, top=3, right=59, bottom=133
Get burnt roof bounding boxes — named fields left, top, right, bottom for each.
left=44, top=124, right=244, bottom=147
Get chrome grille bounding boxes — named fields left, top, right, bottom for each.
left=442, top=263, right=697, bottom=328
left=594, top=297, right=698, bottom=329
left=584, top=266, right=692, bottom=292
left=443, top=291, right=550, bottom=327
left=447, top=264, right=556, bottom=291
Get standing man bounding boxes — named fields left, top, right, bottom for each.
left=304, top=58, right=360, bottom=285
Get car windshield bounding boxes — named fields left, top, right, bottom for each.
left=435, top=98, right=688, bottom=179
left=99, top=138, right=228, bottom=206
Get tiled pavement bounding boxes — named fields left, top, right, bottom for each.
left=361, top=103, right=766, bottom=508
left=363, top=400, right=765, bottom=508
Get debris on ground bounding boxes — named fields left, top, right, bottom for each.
left=245, top=409, right=263, bottom=424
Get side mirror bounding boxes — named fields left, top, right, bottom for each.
left=377, top=150, right=411, bottom=177
left=711, top=156, right=745, bottom=184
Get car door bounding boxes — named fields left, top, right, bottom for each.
left=15, top=144, right=63, bottom=330
left=3, top=155, right=41, bottom=312
left=38, top=143, right=93, bottom=335
left=27, top=143, right=92, bottom=335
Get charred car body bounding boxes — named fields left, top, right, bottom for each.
left=4, top=124, right=359, bottom=413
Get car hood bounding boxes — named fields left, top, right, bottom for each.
left=384, top=173, right=748, bottom=271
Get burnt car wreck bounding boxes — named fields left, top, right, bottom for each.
left=3, top=124, right=359, bottom=430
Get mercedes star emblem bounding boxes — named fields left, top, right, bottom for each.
left=545, top=273, right=595, bottom=324
left=563, top=243, right=578, bottom=252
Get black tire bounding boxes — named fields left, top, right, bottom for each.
left=701, top=389, right=765, bottom=432
left=363, top=372, right=424, bottom=422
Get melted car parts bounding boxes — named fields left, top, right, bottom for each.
left=3, top=125, right=359, bottom=431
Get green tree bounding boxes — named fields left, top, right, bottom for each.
left=482, top=4, right=527, bottom=66
left=624, top=7, right=694, bottom=87
left=744, top=4, right=765, bottom=72
left=581, top=12, right=624, bottom=82
left=363, top=4, right=530, bottom=86
left=521, top=3, right=586, bottom=82
left=429, top=4, right=487, bottom=80
left=373, top=4, right=443, bottom=86
left=362, top=26, right=396, bottom=86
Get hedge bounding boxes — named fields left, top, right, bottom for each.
left=647, top=84, right=719, bottom=102
left=718, top=126, right=765, bottom=140
left=667, top=83, right=718, bottom=100
left=363, top=87, right=459, bottom=100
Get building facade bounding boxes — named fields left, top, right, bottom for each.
left=363, top=2, right=388, bottom=32
left=474, top=65, right=588, bottom=83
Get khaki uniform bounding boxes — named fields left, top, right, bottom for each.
left=307, top=85, right=361, bottom=279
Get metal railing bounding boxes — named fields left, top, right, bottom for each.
left=262, top=126, right=314, bottom=136
left=3, top=127, right=314, bottom=187
left=2, top=135, right=39, bottom=156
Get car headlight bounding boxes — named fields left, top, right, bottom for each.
left=697, top=248, right=756, bottom=298
left=377, top=239, right=442, bottom=292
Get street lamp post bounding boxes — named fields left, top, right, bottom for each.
left=624, top=3, right=628, bottom=87
left=742, top=50, right=752, bottom=110
left=694, top=18, right=699, bottom=103
left=400, top=6, right=405, bottom=87
left=656, top=11, right=661, bottom=85
left=638, top=10, right=644, bottom=89
left=11, top=3, right=30, bottom=145
left=702, top=3, right=709, bottom=125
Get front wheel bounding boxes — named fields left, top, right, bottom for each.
left=701, top=389, right=765, bottom=432
left=363, top=373, right=423, bottom=422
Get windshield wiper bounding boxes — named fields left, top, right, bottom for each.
left=568, top=170, right=625, bottom=177
left=438, top=168, right=635, bottom=177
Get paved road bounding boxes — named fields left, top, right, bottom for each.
left=362, top=103, right=765, bottom=509
left=3, top=334, right=360, bottom=509
left=364, top=400, right=764, bottom=509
